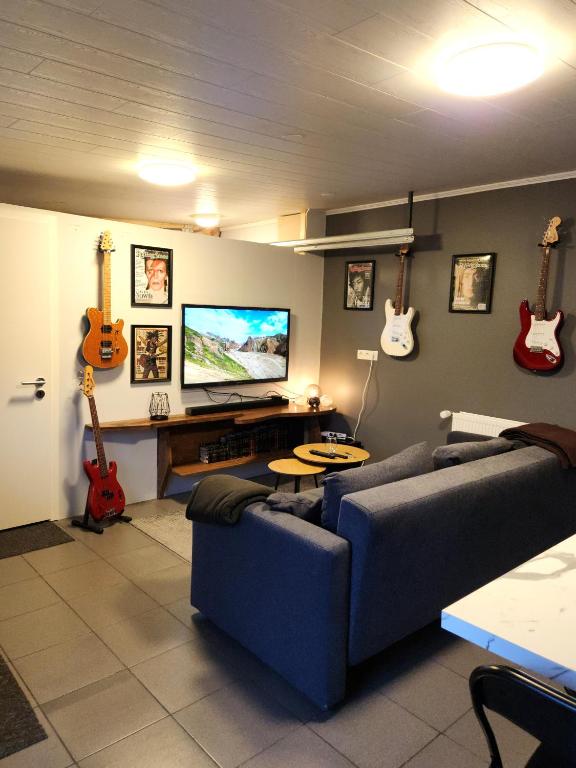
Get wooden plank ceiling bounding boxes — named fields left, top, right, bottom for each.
left=0, top=0, right=575, bottom=227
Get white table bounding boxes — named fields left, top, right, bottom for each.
left=442, top=534, right=576, bottom=690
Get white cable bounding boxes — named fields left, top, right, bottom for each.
left=353, top=359, right=374, bottom=441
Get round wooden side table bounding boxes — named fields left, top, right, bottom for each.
left=268, top=458, right=326, bottom=492
left=293, top=443, right=370, bottom=467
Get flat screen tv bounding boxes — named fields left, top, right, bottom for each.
left=181, top=304, right=290, bottom=388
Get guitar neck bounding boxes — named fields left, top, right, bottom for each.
left=88, top=395, right=109, bottom=478
left=535, top=246, right=551, bottom=321
left=394, top=253, right=405, bottom=315
left=102, top=250, right=112, bottom=325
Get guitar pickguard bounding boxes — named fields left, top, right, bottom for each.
left=524, top=316, right=561, bottom=357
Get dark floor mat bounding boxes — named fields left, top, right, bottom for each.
left=0, top=655, right=47, bottom=759
left=0, top=521, right=73, bottom=560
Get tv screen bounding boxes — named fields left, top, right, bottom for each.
left=181, top=304, right=290, bottom=388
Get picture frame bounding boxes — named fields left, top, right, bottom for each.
left=344, top=260, right=375, bottom=311
left=131, top=245, right=173, bottom=307
left=449, top=253, right=496, bottom=314
left=131, top=325, right=172, bottom=383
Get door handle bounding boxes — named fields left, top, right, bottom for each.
left=20, top=377, right=46, bottom=386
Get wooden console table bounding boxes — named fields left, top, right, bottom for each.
left=91, top=403, right=335, bottom=498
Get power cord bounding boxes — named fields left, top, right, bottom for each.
left=352, top=359, right=374, bottom=441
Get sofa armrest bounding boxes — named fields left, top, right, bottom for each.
left=191, top=502, right=350, bottom=709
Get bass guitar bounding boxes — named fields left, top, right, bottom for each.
left=82, top=231, right=128, bottom=369
left=513, top=216, right=564, bottom=373
left=72, top=366, right=130, bottom=534
left=380, top=244, right=415, bottom=357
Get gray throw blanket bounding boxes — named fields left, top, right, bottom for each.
left=185, top=475, right=271, bottom=525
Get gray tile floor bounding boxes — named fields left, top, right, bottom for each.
left=0, top=487, right=544, bottom=767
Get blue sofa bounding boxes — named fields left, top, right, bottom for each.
left=190, top=441, right=576, bottom=708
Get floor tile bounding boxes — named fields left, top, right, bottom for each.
left=242, top=725, right=356, bottom=768
left=174, top=681, right=300, bottom=768
left=43, top=669, right=166, bottom=762
left=67, top=581, right=158, bottom=632
left=95, top=606, right=192, bottom=666
left=23, top=541, right=98, bottom=575
left=43, top=559, right=128, bottom=601
left=403, top=734, right=489, bottom=767
left=432, top=634, right=510, bottom=679
left=0, top=602, right=92, bottom=659
left=446, top=708, right=539, bottom=768
left=165, top=596, right=198, bottom=626
left=371, top=657, right=472, bottom=730
left=0, top=706, right=73, bottom=768
left=0, top=556, right=37, bottom=587
left=14, top=633, right=124, bottom=703
left=0, top=577, right=60, bottom=621
left=60, top=520, right=153, bottom=557
left=106, top=544, right=184, bottom=579
left=131, top=563, right=190, bottom=604
left=309, top=690, right=437, bottom=768
left=131, top=637, right=237, bottom=712
left=76, top=716, right=216, bottom=768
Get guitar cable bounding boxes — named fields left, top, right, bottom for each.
left=353, top=359, right=374, bottom=441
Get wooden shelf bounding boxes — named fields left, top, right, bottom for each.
left=172, top=449, right=292, bottom=477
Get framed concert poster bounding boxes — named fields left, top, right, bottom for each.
left=131, top=325, right=172, bottom=384
left=449, top=253, right=496, bottom=313
left=131, top=245, right=173, bottom=307
left=344, top=260, right=375, bottom=310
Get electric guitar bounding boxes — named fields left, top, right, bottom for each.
left=81, top=366, right=126, bottom=522
left=513, top=216, right=564, bottom=373
left=82, top=231, right=128, bottom=369
left=380, top=244, right=415, bottom=357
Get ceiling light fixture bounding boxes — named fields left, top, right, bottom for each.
left=193, top=214, right=220, bottom=228
left=437, top=41, right=545, bottom=97
left=138, top=161, right=196, bottom=186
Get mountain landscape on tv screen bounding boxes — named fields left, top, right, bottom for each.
left=184, top=326, right=288, bottom=383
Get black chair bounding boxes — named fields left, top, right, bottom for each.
left=469, top=665, right=576, bottom=767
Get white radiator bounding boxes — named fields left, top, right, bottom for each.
left=450, top=411, right=525, bottom=437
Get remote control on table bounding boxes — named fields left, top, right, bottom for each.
left=308, top=448, right=349, bottom=460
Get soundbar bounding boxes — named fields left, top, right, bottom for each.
left=185, top=396, right=289, bottom=416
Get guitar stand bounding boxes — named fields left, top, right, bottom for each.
left=71, top=499, right=132, bottom=535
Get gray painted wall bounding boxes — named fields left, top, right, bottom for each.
left=319, top=178, right=576, bottom=458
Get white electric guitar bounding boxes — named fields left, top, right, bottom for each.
left=380, top=245, right=415, bottom=357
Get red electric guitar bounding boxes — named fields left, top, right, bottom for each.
left=72, top=366, right=131, bottom=534
left=513, top=216, right=564, bottom=373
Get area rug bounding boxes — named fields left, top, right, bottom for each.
left=0, top=655, right=46, bottom=759
left=131, top=508, right=192, bottom=562
left=0, top=521, right=73, bottom=560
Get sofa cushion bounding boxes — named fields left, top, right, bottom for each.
left=266, top=488, right=323, bottom=524
left=432, top=437, right=513, bottom=470
left=321, top=442, right=433, bottom=532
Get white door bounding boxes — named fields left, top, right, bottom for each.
left=0, top=208, right=56, bottom=529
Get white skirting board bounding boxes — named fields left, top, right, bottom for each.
left=451, top=411, right=525, bottom=437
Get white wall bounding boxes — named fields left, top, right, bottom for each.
left=2, top=204, right=324, bottom=516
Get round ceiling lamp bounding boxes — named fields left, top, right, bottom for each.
left=138, top=161, right=196, bottom=186
left=437, top=41, right=545, bottom=97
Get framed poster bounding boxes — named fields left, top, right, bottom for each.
left=131, top=325, right=172, bottom=383
left=344, top=260, right=375, bottom=310
left=449, top=253, right=496, bottom=313
left=131, top=245, right=173, bottom=307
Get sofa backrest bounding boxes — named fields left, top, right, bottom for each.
left=337, top=446, right=576, bottom=666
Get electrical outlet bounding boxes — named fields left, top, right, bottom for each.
left=357, top=349, right=378, bottom=361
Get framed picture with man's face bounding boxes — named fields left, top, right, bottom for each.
left=449, top=253, right=496, bottom=313
left=131, top=245, right=173, bottom=307
left=344, top=260, right=375, bottom=310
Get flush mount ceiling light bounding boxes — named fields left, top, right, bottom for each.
left=193, top=214, right=220, bottom=228
left=437, top=41, right=545, bottom=97
left=138, top=161, right=196, bottom=186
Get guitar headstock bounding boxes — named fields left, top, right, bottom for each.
left=99, top=230, right=115, bottom=253
left=81, top=366, right=95, bottom=398
left=540, top=216, right=561, bottom=248
left=397, top=243, right=411, bottom=259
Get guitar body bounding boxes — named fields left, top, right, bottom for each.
left=513, top=300, right=564, bottom=372
left=83, top=307, right=128, bottom=369
left=83, top=458, right=125, bottom=521
left=380, top=299, right=415, bottom=357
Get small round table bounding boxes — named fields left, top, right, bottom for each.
left=268, top=458, right=326, bottom=492
left=293, top=443, right=370, bottom=467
